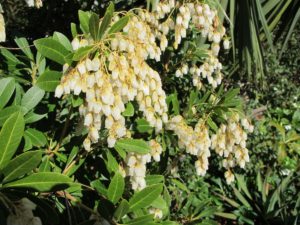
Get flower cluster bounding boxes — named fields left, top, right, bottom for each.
left=167, top=116, right=211, bottom=176
left=149, top=139, right=163, bottom=162
left=176, top=53, right=223, bottom=89
left=7, top=198, right=42, bottom=225
left=55, top=14, right=168, bottom=151
left=211, top=113, right=253, bottom=184
left=167, top=113, right=253, bottom=183
left=140, top=1, right=228, bottom=89
left=125, top=152, right=150, bottom=190
left=125, top=140, right=163, bottom=190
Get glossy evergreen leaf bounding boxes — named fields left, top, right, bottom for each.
left=98, top=2, right=114, bottom=39
left=0, top=105, right=25, bottom=126
left=34, top=38, right=70, bottom=65
left=36, top=70, right=62, bottom=92
left=2, top=151, right=42, bottom=183
left=115, top=139, right=150, bottom=154
left=0, top=77, right=15, bottom=110
left=129, top=184, right=163, bottom=211
left=78, top=10, right=91, bottom=34
left=21, top=86, right=45, bottom=113
left=108, top=16, right=130, bottom=34
left=24, top=128, right=47, bottom=147
left=15, top=37, right=34, bottom=60
left=3, top=172, right=74, bottom=192
left=0, top=112, right=25, bottom=170
left=114, top=199, right=130, bottom=221
left=107, top=172, right=125, bottom=204
left=53, top=32, right=73, bottom=51
left=73, top=46, right=94, bottom=61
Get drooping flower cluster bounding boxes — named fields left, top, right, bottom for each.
left=125, top=140, right=163, bottom=190
left=125, top=152, right=150, bottom=190
left=139, top=0, right=229, bottom=89
left=166, top=116, right=211, bottom=176
left=167, top=113, right=253, bottom=183
left=7, top=198, right=42, bottom=225
left=211, top=113, right=253, bottom=184
left=55, top=14, right=168, bottom=151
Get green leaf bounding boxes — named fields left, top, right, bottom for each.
left=98, top=2, right=114, bottom=39
left=78, top=10, right=91, bottom=34
left=136, top=119, right=153, bottom=133
left=91, top=179, right=107, bottom=196
left=114, top=145, right=126, bottom=159
left=107, top=172, right=125, bottom=204
left=21, top=86, right=45, bottom=113
left=36, top=70, right=62, bottom=92
left=125, top=215, right=155, bottom=225
left=214, top=212, right=237, bottom=220
left=24, top=112, right=47, bottom=124
left=108, top=16, right=130, bottom=34
left=115, top=139, right=150, bottom=154
left=106, top=151, right=119, bottom=173
left=71, top=22, right=78, bottom=38
left=73, top=46, right=94, bottom=61
left=24, top=135, right=33, bottom=151
left=206, top=117, right=218, bottom=133
left=0, top=106, right=25, bottom=126
left=53, top=32, right=73, bottom=51
left=15, top=37, right=34, bottom=60
left=233, top=187, right=251, bottom=209
left=114, top=199, right=130, bottom=221
left=39, top=156, right=51, bottom=172
left=0, top=48, right=23, bottom=65
left=123, top=102, right=134, bottom=117
left=34, top=38, right=70, bottom=65
left=171, top=179, right=189, bottom=192
left=2, top=151, right=42, bottom=183
left=89, top=13, right=100, bottom=40
left=150, top=196, right=168, bottom=210
left=0, top=77, right=15, bottom=110
left=222, top=88, right=240, bottom=103
left=0, top=112, right=25, bottom=170
left=129, top=184, right=163, bottom=211
left=196, top=207, right=217, bottom=218
left=235, top=174, right=252, bottom=200
left=24, top=128, right=47, bottom=147
left=145, top=175, right=164, bottom=186
left=167, top=93, right=179, bottom=115
left=3, top=172, right=74, bottom=192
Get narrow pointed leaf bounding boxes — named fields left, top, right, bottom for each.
left=36, top=70, right=62, bottom=92
left=108, top=16, right=130, bottom=34
left=15, top=37, right=34, bottom=60
left=114, top=199, right=129, bottom=221
left=0, top=77, right=15, bottom=110
left=129, top=184, right=163, bottom=211
left=0, top=112, right=25, bottom=170
left=98, top=3, right=114, bottom=39
left=34, top=38, right=70, bottom=65
left=89, top=13, right=100, bottom=40
left=115, top=139, right=150, bottom=154
left=107, top=172, right=125, bottom=204
left=2, top=151, right=42, bottom=183
left=3, top=172, right=74, bottom=192
left=21, top=86, right=45, bottom=113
